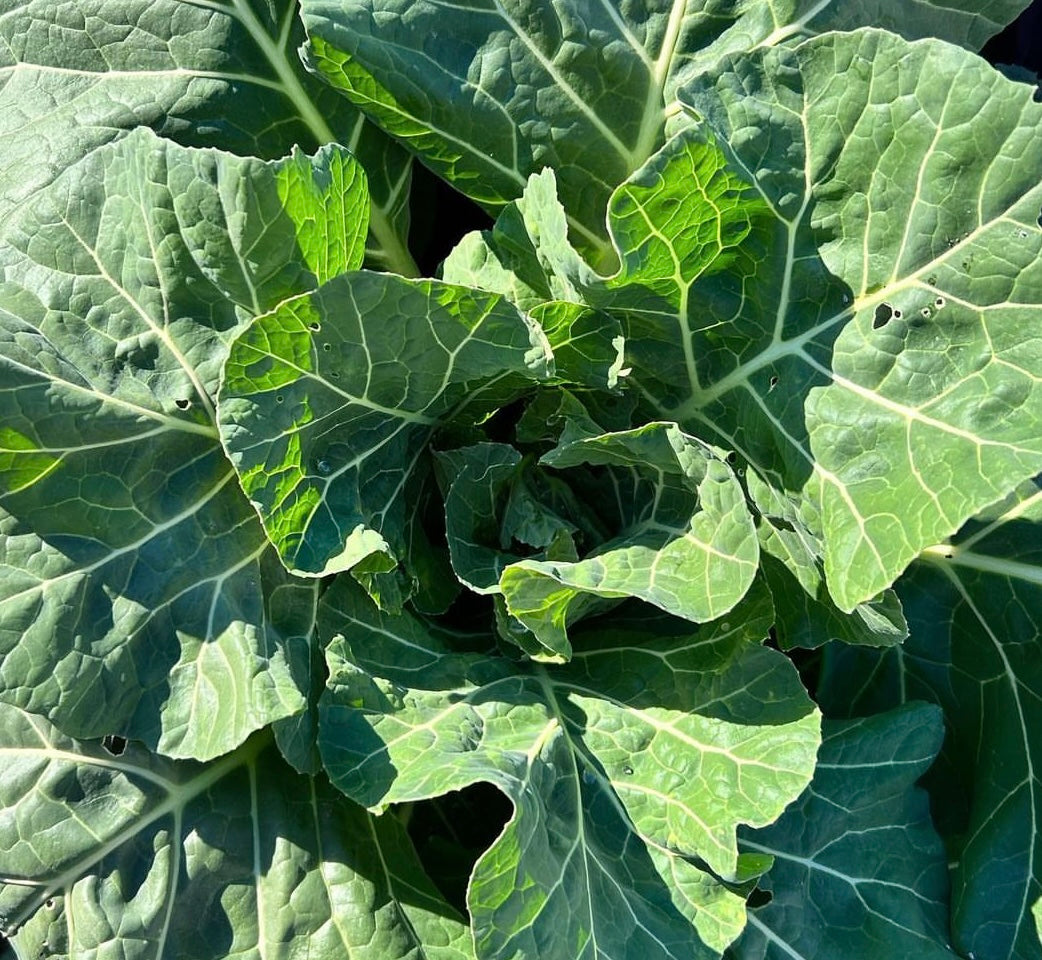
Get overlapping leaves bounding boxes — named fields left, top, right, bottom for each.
left=3, top=2, right=1042, bottom=959
left=318, top=577, right=820, bottom=959
left=0, top=0, right=414, bottom=272
left=300, top=0, right=1031, bottom=263
left=0, top=130, right=365, bottom=758
left=820, top=479, right=1042, bottom=960
left=0, top=704, right=473, bottom=960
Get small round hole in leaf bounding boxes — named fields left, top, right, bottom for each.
left=174, top=399, right=191, bottom=410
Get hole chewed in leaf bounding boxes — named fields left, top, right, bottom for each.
left=873, top=303, right=894, bottom=329
left=174, top=398, right=191, bottom=410
left=102, top=735, right=127, bottom=756
left=407, top=783, right=513, bottom=915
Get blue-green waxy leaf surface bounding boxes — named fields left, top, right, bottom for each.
left=0, top=0, right=416, bottom=274
left=0, top=705, right=473, bottom=960
left=728, top=704, right=951, bottom=959
left=299, top=0, right=1030, bottom=264
left=658, top=29, right=1042, bottom=611
left=819, top=480, right=1042, bottom=960
left=318, top=577, right=821, bottom=960
left=218, top=275, right=553, bottom=578
left=0, top=129, right=368, bottom=760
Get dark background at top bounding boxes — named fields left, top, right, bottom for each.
left=0, top=3, right=1039, bottom=957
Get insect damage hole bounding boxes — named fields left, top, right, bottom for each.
left=872, top=303, right=894, bottom=329
left=174, top=398, right=191, bottom=410
left=102, top=734, right=127, bottom=756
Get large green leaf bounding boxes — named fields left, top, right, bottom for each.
left=0, top=705, right=473, bottom=959
left=728, top=704, right=951, bottom=959
left=819, top=480, right=1042, bottom=960
left=0, top=0, right=415, bottom=273
left=218, top=274, right=553, bottom=579
left=299, top=0, right=1028, bottom=264
left=318, top=577, right=821, bottom=959
left=0, top=129, right=366, bottom=759
left=659, top=31, right=1042, bottom=610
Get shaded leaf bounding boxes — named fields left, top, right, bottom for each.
left=0, top=706, right=473, bottom=959
left=819, top=480, right=1042, bottom=960
left=728, top=704, right=951, bottom=959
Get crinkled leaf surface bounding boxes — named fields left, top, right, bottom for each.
left=0, top=0, right=415, bottom=273
left=728, top=704, right=951, bottom=960
left=499, top=421, right=759, bottom=659
left=819, top=480, right=1042, bottom=960
left=0, top=129, right=366, bottom=759
left=651, top=30, right=1042, bottom=610
left=318, top=577, right=821, bottom=959
left=218, top=274, right=553, bottom=578
left=0, top=705, right=473, bottom=960
left=299, top=0, right=1028, bottom=263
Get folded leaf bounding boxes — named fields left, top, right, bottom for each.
left=499, top=421, right=759, bottom=658
left=318, top=578, right=820, bottom=958
left=819, top=480, right=1042, bottom=960
left=0, top=706, right=473, bottom=959
left=0, top=130, right=364, bottom=758
left=218, top=275, right=553, bottom=578
left=729, top=704, right=951, bottom=959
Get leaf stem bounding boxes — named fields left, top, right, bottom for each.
left=229, top=0, right=419, bottom=277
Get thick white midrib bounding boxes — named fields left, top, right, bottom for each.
left=227, top=0, right=418, bottom=277
left=921, top=547, right=1042, bottom=587
left=935, top=563, right=1036, bottom=949
left=630, top=0, right=689, bottom=175
left=756, top=0, right=835, bottom=48
left=60, top=212, right=218, bottom=425
left=4, top=62, right=283, bottom=91
left=3, top=732, right=267, bottom=935
left=249, top=764, right=269, bottom=960
left=0, top=353, right=217, bottom=439
left=744, top=912, right=808, bottom=960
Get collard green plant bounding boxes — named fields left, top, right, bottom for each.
left=1, top=2, right=1041, bottom=959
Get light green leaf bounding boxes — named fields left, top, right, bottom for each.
left=442, top=168, right=594, bottom=309
left=728, top=704, right=951, bottom=960
left=627, top=30, right=1042, bottom=610
left=218, top=275, right=553, bottom=578
left=0, top=0, right=415, bottom=274
left=0, top=706, right=473, bottom=959
left=318, top=577, right=821, bottom=959
left=819, top=479, right=1042, bottom=960
left=749, top=476, right=907, bottom=649
left=299, top=0, right=1028, bottom=265
left=1034, top=898, right=1042, bottom=949
left=500, top=421, right=759, bottom=659
left=0, top=129, right=365, bottom=759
